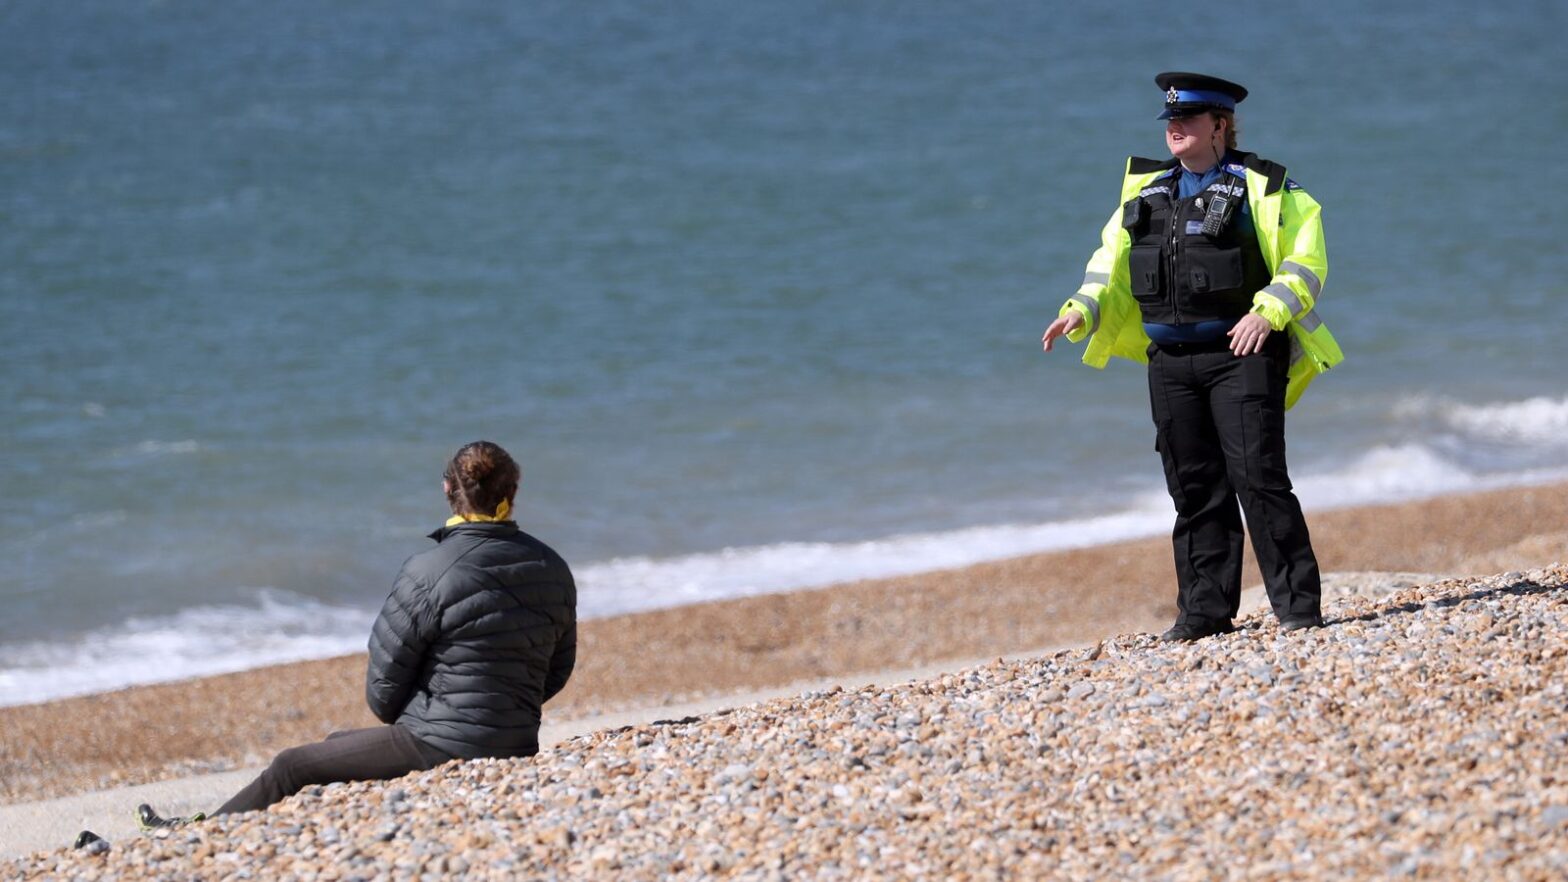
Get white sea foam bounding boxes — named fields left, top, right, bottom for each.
left=0, top=591, right=370, bottom=708
left=1295, top=443, right=1481, bottom=508
left=5, top=397, right=1568, bottom=707
left=1439, top=395, right=1568, bottom=447
left=1294, top=442, right=1568, bottom=509
left=1393, top=394, right=1568, bottom=447
left=572, top=496, right=1177, bottom=619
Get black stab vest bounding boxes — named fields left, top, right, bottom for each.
left=1122, top=166, right=1273, bottom=324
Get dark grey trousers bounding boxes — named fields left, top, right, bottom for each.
left=1147, top=333, right=1322, bottom=626
left=215, top=725, right=449, bottom=816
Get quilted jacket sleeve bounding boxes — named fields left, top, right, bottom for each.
left=541, top=616, right=577, bottom=704
left=365, top=565, right=440, bottom=723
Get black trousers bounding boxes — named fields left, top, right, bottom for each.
left=1147, top=333, right=1321, bottom=626
left=215, top=725, right=450, bottom=816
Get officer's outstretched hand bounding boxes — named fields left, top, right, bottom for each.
left=1041, top=312, right=1084, bottom=353
left=1227, top=313, right=1272, bottom=356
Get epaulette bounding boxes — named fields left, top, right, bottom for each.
left=1236, top=152, right=1288, bottom=195
left=1284, top=178, right=1304, bottom=192
left=1128, top=155, right=1179, bottom=175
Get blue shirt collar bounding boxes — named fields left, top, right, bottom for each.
left=1179, top=150, right=1240, bottom=179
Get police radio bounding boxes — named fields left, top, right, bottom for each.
left=1199, top=188, right=1233, bottom=237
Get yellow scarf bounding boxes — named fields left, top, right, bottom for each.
left=445, top=498, right=512, bottom=527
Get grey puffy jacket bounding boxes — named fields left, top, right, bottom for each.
left=366, top=521, right=576, bottom=759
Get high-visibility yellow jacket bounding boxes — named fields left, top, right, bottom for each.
left=1060, top=153, right=1344, bottom=408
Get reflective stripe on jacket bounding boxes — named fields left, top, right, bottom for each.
left=1061, top=152, right=1344, bottom=408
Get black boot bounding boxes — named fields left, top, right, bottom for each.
left=1159, top=619, right=1236, bottom=642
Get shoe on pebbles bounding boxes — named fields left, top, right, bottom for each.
left=135, top=802, right=206, bottom=831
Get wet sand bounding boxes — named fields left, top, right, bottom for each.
left=1, top=482, right=1563, bottom=806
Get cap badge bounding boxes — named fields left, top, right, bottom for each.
left=1165, top=87, right=1180, bottom=105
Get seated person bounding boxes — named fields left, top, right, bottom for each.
left=120, top=440, right=577, bottom=832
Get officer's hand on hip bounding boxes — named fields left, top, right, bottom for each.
left=1227, top=313, right=1272, bottom=356
left=1042, top=312, right=1084, bottom=353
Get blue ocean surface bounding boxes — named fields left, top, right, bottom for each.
left=3, top=0, right=1566, bottom=704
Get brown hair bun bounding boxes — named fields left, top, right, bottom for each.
left=443, top=441, right=520, bottom=517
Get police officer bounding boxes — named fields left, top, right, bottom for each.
left=1041, top=73, right=1344, bottom=641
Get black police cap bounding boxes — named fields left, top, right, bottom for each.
left=1155, top=72, right=1248, bottom=119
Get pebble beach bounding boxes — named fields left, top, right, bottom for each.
left=8, top=564, right=1566, bottom=880
left=3, top=483, right=1566, bottom=877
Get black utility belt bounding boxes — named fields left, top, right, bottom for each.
left=1149, top=334, right=1287, bottom=357
left=1149, top=339, right=1234, bottom=355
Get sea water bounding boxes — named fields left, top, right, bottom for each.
left=3, top=0, right=1566, bottom=705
